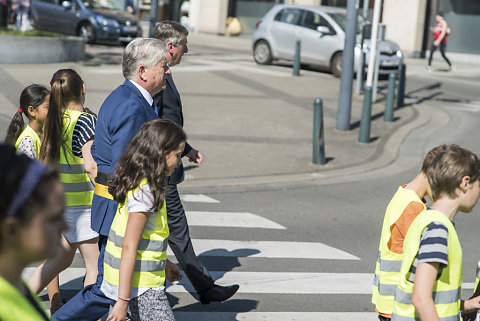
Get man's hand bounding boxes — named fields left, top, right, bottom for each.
left=186, top=149, right=203, bottom=164
left=463, top=296, right=480, bottom=313
left=434, top=40, right=440, bottom=46
left=165, top=260, right=183, bottom=282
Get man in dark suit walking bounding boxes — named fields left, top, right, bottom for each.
left=54, top=38, right=170, bottom=321
left=153, top=21, right=239, bottom=304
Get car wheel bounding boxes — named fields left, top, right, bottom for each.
left=331, top=52, right=342, bottom=78
left=254, top=40, right=272, bottom=65
left=78, top=22, right=96, bottom=44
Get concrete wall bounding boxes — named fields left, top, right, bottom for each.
left=189, top=0, right=228, bottom=34
left=0, top=36, right=85, bottom=64
left=382, top=0, right=427, bottom=57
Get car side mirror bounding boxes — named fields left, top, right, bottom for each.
left=317, top=26, right=332, bottom=35
left=61, top=1, right=72, bottom=9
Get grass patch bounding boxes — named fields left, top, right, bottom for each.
left=0, top=28, right=60, bottom=37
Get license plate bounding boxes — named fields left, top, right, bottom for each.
left=381, top=59, right=399, bottom=67
left=123, top=26, right=137, bottom=33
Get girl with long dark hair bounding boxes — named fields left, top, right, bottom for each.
left=5, top=84, right=50, bottom=159
left=102, top=119, right=185, bottom=321
left=27, top=69, right=100, bottom=315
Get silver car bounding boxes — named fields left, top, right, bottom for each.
left=252, top=4, right=403, bottom=77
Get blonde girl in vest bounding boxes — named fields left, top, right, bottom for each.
left=27, top=69, right=100, bottom=315
left=5, top=84, right=50, bottom=159
left=0, top=144, right=67, bottom=321
left=102, top=119, right=184, bottom=321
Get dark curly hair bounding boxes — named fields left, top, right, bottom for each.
left=108, top=119, right=187, bottom=211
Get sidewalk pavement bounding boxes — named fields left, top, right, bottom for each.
left=1, top=33, right=478, bottom=194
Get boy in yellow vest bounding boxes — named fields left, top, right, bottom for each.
left=373, top=144, right=448, bottom=320
left=392, top=144, right=480, bottom=321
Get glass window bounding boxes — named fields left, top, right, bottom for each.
left=328, top=12, right=367, bottom=34
left=274, top=8, right=303, bottom=25
left=301, top=10, right=331, bottom=31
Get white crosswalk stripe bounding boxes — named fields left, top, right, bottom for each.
left=180, top=194, right=220, bottom=203
left=29, top=193, right=379, bottom=319
left=174, top=312, right=378, bottom=321
left=173, top=239, right=359, bottom=260
left=185, top=211, right=286, bottom=229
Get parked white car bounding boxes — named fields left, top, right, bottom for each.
left=252, top=4, right=403, bottom=77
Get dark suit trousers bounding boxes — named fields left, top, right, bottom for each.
left=167, top=182, right=214, bottom=293
left=53, top=235, right=110, bottom=321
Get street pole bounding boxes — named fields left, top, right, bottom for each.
left=362, top=0, right=369, bottom=19
left=149, top=0, right=159, bottom=37
left=358, top=0, right=381, bottom=143
left=336, top=0, right=358, bottom=131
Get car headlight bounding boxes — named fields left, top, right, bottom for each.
left=95, top=15, right=120, bottom=28
left=396, top=50, right=403, bottom=58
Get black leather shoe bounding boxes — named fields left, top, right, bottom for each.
left=198, top=284, right=240, bottom=304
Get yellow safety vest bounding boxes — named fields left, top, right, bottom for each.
left=15, top=124, right=41, bottom=159
left=372, top=186, right=426, bottom=315
left=0, top=277, right=50, bottom=321
left=103, top=179, right=169, bottom=297
left=474, top=260, right=480, bottom=292
left=59, top=109, right=94, bottom=207
left=392, top=209, right=462, bottom=321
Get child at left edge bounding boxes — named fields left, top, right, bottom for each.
left=101, top=119, right=185, bottom=321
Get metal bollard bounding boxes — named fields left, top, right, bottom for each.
left=384, top=72, right=396, bottom=122
left=359, top=52, right=366, bottom=92
left=359, top=86, right=372, bottom=143
left=293, top=40, right=301, bottom=76
left=313, top=98, right=326, bottom=165
left=396, top=63, right=406, bottom=108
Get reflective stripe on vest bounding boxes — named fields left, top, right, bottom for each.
left=103, top=179, right=169, bottom=295
left=0, top=277, right=49, bottom=321
left=59, top=109, right=94, bottom=207
left=372, top=187, right=426, bottom=315
left=391, top=210, right=462, bottom=321
left=15, top=125, right=41, bottom=158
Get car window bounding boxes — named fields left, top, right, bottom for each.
left=83, top=0, right=123, bottom=10
left=328, top=13, right=367, bottom=34
left=274, top=8, right=303, bottom=26
left=301, top=10, right=332, bottom=31
left=36, top=0, right=56, bottom=4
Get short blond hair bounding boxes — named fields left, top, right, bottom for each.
left=427, top=144, right=480, bottom=201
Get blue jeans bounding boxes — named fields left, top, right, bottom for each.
left=53, top=235, right=110, bottom=321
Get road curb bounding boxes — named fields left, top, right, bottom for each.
left=179, top=104, right=431, bottom=194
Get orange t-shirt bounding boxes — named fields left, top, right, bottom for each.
left=388, top=186, right=427, bottom=254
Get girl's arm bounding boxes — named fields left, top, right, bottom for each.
left=81, top=139, right=97, bottom=184
left=107, top=211, right=150, bottom=321
left=412, top=262, right=441, bottom=321
left=435, top=21, right=447, bottom=44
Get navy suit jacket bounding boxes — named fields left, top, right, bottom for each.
left=154, top=74, right=192, bottom=185
left=91, top=80, right=158, bottom=236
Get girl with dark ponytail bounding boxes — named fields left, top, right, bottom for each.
left=4, top=84, right=50, bottom=159
left=28, top=69, right=100, bottom=315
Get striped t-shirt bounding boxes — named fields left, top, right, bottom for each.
left=407, top=221, right=449, bottom=283
left=72, top=114, right=96, bottom=157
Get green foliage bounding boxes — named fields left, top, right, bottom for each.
left=0, top=28, right=60, bottom=37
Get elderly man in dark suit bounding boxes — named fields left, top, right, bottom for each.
left=153, top=21, right=239, bottom=304
left=53, top=38, right=170, bottom=321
